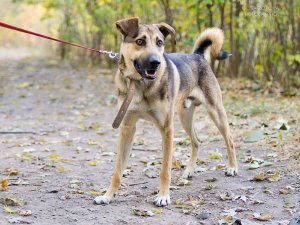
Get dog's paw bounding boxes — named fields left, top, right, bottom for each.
left=153, top=195, right=171, bottom=207
left=225, top=167, right=238, bottom=176
left=93, top=195, right=111, bottom=205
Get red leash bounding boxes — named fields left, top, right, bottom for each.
left=0, top=21, right=118, bottom=58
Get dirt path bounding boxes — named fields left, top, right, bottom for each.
left=0, top=58, right=299, bottom=225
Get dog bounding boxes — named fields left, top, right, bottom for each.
left=94, top=17, right=238, bottom=207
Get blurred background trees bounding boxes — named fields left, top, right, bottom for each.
left=0, top=0, right=299, bottom=92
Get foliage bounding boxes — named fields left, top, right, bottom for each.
left=8, top=0, right=300, bottom=90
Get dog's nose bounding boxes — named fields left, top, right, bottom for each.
left=148, top=55, right=161, bottom=68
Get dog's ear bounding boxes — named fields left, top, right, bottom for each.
left=116, top=17, right=140, bottom=38
left=156, top=23, right=176, bottom=45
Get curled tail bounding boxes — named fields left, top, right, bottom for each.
left=192, top=27, right=231, bottom=61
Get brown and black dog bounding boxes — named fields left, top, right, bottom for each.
left=94, top=17, right=238, bottom=207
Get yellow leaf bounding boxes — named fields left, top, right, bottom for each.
left=88, top=160, right=99, bottom=166
left=77, top=121, right=85, bottom=129
left=0, top=179, right=8, bottom=190
left=3, top=206, right=17, bottom=214
left=48, top=153, right=60, bottom=162
left=216, top=164, right=226, bottom=170
left=16, top=82, right=32, bottom=89
left=3, top=168, right=18, bottom=176
left=267, top=172, right=281, bottom=182
left=278, top=130, right=283, bottom=141
left=152, top=208, right=163, bottom=214
left=135, top=137, right=144, bottom=145
left=64, top=140, right=73, bottom=146
left=89, top=122, right=100, bottom=130
left=87, top=140, right=99, bottom=145
left=21, top=152, right=31, bottom=161
left=57, top=166, right=65, bottom=172
left=208, top=151, right=222, bottom=159
left=172, top=159, right=182, bottom=169
left=88, top=190, right=100, bottom=195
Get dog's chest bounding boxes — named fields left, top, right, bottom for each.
left=128, top=89, right=169, bottom=124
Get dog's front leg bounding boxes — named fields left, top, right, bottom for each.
left=94, top=115, right=137, bottom=205
left=153, top=115, right=174, bottom=207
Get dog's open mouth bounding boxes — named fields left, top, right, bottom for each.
left=134, top=60, right=158, bottom=80
left=145, top=70, right=157, bottom=80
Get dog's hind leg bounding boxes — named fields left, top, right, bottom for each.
left=178, top=103, right=200, bottom=179
left=94, top=114, right=138, bottom=205
left=201, top=76, right=238, bottom=176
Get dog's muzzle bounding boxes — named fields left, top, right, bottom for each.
left=134, top=55, right=161, bottom=80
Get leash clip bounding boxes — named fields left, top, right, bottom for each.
left=101, top=50, right=119, bottom=59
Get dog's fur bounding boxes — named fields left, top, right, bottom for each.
left=94, top=17, right=238, bottom=207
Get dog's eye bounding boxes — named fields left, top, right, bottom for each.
left=136, top=39, right=146, bottom=46
left=156, top=40, right=164, bottom=47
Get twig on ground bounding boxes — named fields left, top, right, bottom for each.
left=132, top=147, right=159, bottom=152
left=0, top=130, right=53, bottom=135
left=129, top=181, right=148, bottom=187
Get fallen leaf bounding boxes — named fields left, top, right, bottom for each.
left=219, top=192, right=233, bottom=201
left=100, top=152, right=115, bottom=156
left=172, top=159, right=182, bottom=169
left=20, top=152, right=32, bottom=161
left=88, top=160, right=99, bottom=166
left=0, top=178, right=8, bottom=190
left=89, top=122, right=100, bottom=130
left=204, top=185, right=217, bottom=190
left=248, top=162, right=260, bottom=170
left=64, top=140, right=73, bottom=146
left=57, top=166, right=65, bottom=172
left=132, top=207, right=154, bottom=217
left=77, top=121, right=86, bottom=129
left=216, top=164, right=226, bottom=170
left=177, top=137, right=190, bottom=146
left=173, top=199, right=189, bottom=208
left=88, top=190, right=100, bottom=195
left=4, top=206, right=17, bottom=214
left=16, top=82, right=32, bottom=89
left=267, top=171, right=281, bottom=182
left=279, top=186, right=294, bottom=194
left=240, top=195, right=247, bottom=202
left=260, top=161, right=273, bottom=167
left=208, top=151, right=222, bottom=159
left=135, top=137, right=145, bottom=145
left=152, top=208, right=163, bottom=214
left=251, top=172, right=268, bottom=181
left=18, top=209, right=32, bottom=216
left=253, top=212, right=273, bottom=221
left=0, top=197, right=20, bottom=206
left=205, top=177, right=218, bottom=182
left=176, top=179, right=191, bottom=186
left=3, top=168, right=19, bottom=176
left=48, top=153, right=60, bottom=162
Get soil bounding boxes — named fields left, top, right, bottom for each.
left=0, top=56, right=299, bottom=225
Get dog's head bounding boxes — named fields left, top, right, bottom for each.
left=116, top=17, right=176, bottom=81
